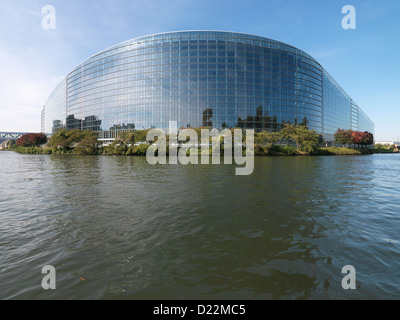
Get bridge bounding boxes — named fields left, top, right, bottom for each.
left=0, top=132, right=52, bottom=138
left=0, top=132, right=36, bottom=140
left=0, top=132, right=51, bottom=144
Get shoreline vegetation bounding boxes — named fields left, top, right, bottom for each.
left=2, top=125, right=398, bottom=156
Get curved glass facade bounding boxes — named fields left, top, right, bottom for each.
left=41, top=31, right=374, bottom=141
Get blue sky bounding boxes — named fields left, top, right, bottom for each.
left=0, top=0, right=399, bottom=140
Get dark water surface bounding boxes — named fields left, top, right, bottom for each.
left=1, top=151, right=400, bottom=299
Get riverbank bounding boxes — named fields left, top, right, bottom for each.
left=6, top=126, right=383, bottom=157
left=315, top=147, right=375, bottom=155
left=4, top=145, right=396, bottom=156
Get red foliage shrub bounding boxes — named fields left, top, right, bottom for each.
left=16, top=133, right=48, bottom=147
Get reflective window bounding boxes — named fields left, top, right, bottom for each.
left=42, top=31, right=374, bottom=141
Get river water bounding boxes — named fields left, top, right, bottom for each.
left=1, top=151, right=400, bottom=299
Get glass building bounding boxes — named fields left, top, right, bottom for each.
left=41, top=31, right=374, bottom=142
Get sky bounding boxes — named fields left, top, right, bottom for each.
left=0, top=0, right=399, bottom=140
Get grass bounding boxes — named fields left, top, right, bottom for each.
left=374, top=147, right=397, bottom=154
left=316, top=146, right=398, bottom=155
left=316, top=147, right=375, bottom=155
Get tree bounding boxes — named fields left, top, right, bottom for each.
left=280, top=124, right=297, bottom=145
left=47, top=129, right=99, bottom=153
left=73, top=131, right=99, bottom=155
left=254, top=131, right=282, bottom=145
left=334, top=129, right=353, bottom=147
left=47, top=128, right=69, bottom=149
left=301, top=129, right=321, bottom=154
left=351, top=131, right=364, bottom=148
left=360, top=131, right=374, bottom=147
left=17, top=133, right=47, bottom=147
left=333, top=129, right=373, bottom=148
left=114, top=130, right=135, bottom=147
left=106, top=130, right=135, bottom=155
left=281, top=124, right=320, bottom=153
left=133, top=129, right=150, bottom=143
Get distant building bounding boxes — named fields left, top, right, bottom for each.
left=375, top=141, right=400, bottom=147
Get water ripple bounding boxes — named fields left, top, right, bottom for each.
left=1, top=152, right=400, bottom=299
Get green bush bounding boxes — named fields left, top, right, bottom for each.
left=315, top=147, right=374, bottom=155
left=281, top=145, right=297, bottom=156
left=267, top=144, right=284, bottom=155
left=132, top=144, right=149, bottom=156
left=13, top=146, right=49, bottom=154
left=374, top=147, right=394, bottom=154
left=254, top=144, right=267, bottom=156
left=101, top=145, right=128, bottom=155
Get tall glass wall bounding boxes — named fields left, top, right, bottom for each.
left=42, top=31, right=373, bottom=141
left=322, top=70, right=351, bottom=141
left=351, top=100, right=359, bottom=131
left=42, top=78, right=66, bottom=134
left=321, top=70, right=374, bottom=141
left=358, top=107, right=375, bottom=134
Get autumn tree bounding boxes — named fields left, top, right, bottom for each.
left=351, top=131, right=373, bottom=148
left=334, top=129, right=353, bottom=147
left=16, top=133, right=47, bottom=147
left=359, top=131, right=374, bottom=148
